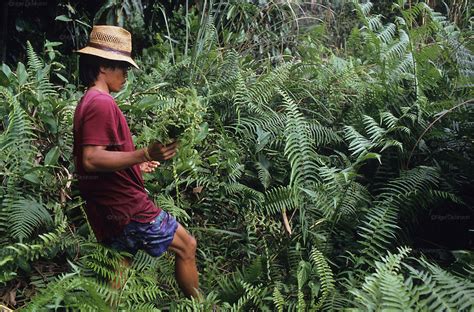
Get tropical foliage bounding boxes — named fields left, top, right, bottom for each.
left=0, top=0, right=473, bottom=310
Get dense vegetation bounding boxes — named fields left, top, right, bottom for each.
left=1, top=0, right=473, bottom=310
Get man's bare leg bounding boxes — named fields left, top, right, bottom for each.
left=168, top=224, right=199, bottom=298
left=110, top=256, right=131, bottom=289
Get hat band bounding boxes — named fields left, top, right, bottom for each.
left=87, top=42, right=131, bottom=57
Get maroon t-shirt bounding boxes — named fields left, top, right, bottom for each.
left=73, top=89, right=161, bottom=242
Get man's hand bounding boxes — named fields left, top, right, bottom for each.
left=147, top=141, right=178, bottom=161
left=140, top=161, right=160, bottom=173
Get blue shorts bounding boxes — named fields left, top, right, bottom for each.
left=106, top=210, right=178, bottom=257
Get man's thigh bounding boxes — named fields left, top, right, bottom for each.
left=107, top=210, right=179, bottom=257
left=168, top=224, right=197, bottom=258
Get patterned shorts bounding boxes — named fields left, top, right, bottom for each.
left=107, top=210, right=178, bottom=257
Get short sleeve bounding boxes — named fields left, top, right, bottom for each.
left=81, top=95, right=124, bottom=146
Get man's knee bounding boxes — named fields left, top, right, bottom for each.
left=186, top=234, right=197, bottom=257
left=179, top=234, right=197, bottom=260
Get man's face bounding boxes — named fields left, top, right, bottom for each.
left=101, top=65, right=129, bottom=92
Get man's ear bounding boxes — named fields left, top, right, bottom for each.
left=98, top=65, right=108, bottom=74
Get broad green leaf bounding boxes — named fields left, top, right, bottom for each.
left=17, top=62, right=27, bottom=85
left=24, top=173, right=40, bottom=184
left=256, top=126, right=271, bottom=152
left=2, top=63, right=12, bottom=77
left=55, top=15, right=73, bottom=22
left=41, top=114, right=58, bottom=133
left=45, top=146, right=60, bottom=166
left=0, top=70, right=9, bottom=87
left=45, top=41, right=63, bottom=48
left=195, top=122, right=209, bottom=142
left=55, top=73, right=69, bottom=84
left=0, top=255, right=13, bottom=266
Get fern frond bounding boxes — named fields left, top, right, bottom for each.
left=351, top=247, right=414, bottom=310
left=363, top=115, right=386, bottom=142
left=26, top=41, right=43, bottom=72
left=390, top=52, right=415, bottom=83
left=8, top=197, right=53, bottom=242
left=310, top=247, right=335, bottom=310
left=238, top=114, right=285, bottom=146
left=345, top=125, right=372, bottom=157
left=25, top=41, right=57, bottom=98
left=248, top=62, right=292, bottom=108
left=82, top=243, right=127, bottom=282
left=224, top=182, right=265, bottom=207
left=378, top=166, right=439, bottom=202
left=358, top=167, right=440, bottom=261
left=212, top=50, right=240, bottom=92
left=297, top=260, right=310, bottom=311
left=307, top=122, right=342, bottom=146
left=0, top=87, right=36, bottom=151
left=272, top=286, right=285, bottom=312
left=24, top=266, right=110, bottom=311
left=281, top=89, right=319, bottom=187
left=377, top=23, right=397, bottom=44
left=218, top=257, right=264, bottom=304
left=5, top=219, right=67, bottom=262
left=261, top=185, right=297, bottom=215
left=155, top=194, right=190, bottom=222
left=384, top=30, right=410, bottom=62
left=405, top=258, right=474, bottom=310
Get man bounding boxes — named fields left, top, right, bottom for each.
left=72, top=25, right=199, bottom=298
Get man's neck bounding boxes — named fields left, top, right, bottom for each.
left=90, top=80, right=109, bottom=94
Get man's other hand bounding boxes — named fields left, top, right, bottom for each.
left=140, top=161, right=160, bottom=173
left=147, top=141, right=178, bottom=161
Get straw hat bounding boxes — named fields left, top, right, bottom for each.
left=76, top=25, right=139, bottom=69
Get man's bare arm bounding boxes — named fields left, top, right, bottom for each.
left=83, top=142, right=177, bottom=172
left=82, top=145, right=148, bottom=172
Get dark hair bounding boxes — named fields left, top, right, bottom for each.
left=79, top=54, right=130, bottom=87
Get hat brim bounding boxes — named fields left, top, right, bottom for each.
left=76, top=46, right=139, bottom=69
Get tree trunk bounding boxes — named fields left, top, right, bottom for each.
left=1, top=1, right=8, bottom=63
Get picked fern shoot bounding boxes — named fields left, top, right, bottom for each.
left=138, top=88, right=206, bottom=146
left=135, top=88, right=207, bottom=176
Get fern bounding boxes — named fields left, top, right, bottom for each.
left=349, top=247, right=474, bottom=311
left=224, top=182, right=265, bottom=209
left=357, top=166, right=440, bottom=262
left=377, top=23, right=397, bottom=44
left=171, top=291, right=220, bottom=311
left=26, top=41, right=43, bottom=73
left=405, top=258, right=474, bottom=310
left=217, top=50, right=240, bottom=85
left=351, top=247, right=414, bottom=310
left=281, top=89, right=319, bottom=187
left=296, top=260, right=309, bottom=311
left=345, top=111, right=409, bottom=161
left=8, top=197, right=53, bottom=242
left=248, top=62, right=293, bottom=108
left=82, top=243, right=129, bottom=282
left=155, top=194, right=190, bottom=222
left=345, top=125, right=374, bottom=157
left=217, top=257, right=264, bottom=305
left=308, top=122, right=342, bottom=147
left=255, top=155, right=272, bottom=190
left=25, top=41, right=57, bottom=99
left=0, top=87, right=36, bottom=151
left=272, top=286, right=285, bottom=312
left=24, top=264, right=111, bottom=312
left=310, top=247, right=335, bottom=310
left=2, top=219, right=68, bottom=271
left=261, top=185, right=297, bottom=216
